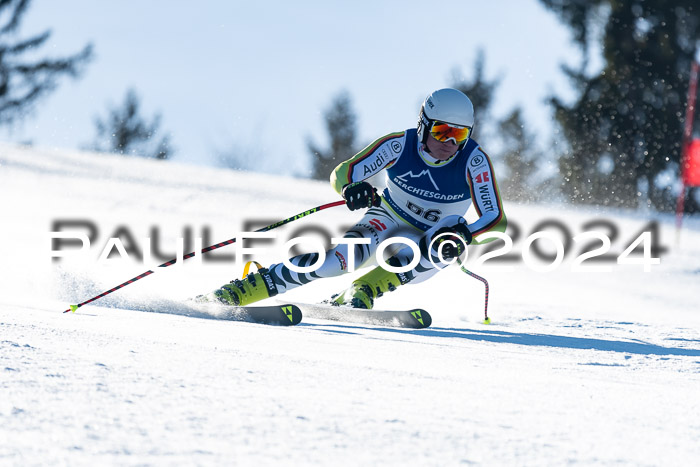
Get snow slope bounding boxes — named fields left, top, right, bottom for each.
left=1, top=143, right=700, bottom=465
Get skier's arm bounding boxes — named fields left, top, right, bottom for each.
left=330, top=131, right=405, bottom=195
left=465, top=148, right=507, bottom=242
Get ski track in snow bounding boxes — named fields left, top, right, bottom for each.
left=2, top=144, right=700, bottom=465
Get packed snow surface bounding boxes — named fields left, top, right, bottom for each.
left=1, top=144, right=700, bottom=465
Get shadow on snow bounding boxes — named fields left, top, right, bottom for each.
left=302, top=323, right=700, bottom=357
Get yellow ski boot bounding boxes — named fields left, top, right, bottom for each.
left=212, top=267, right=278, bottom=306
left=331, top=265, right=406, bottom=309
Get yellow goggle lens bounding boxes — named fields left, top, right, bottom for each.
left=430, top=122, right=471, bottom=144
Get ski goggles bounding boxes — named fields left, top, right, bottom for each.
left=429, top=121, right=471, bottom=144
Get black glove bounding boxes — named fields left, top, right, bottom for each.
left=342, top=181, right=381, bottom=211
left=431, top=222, right=472, bottom=259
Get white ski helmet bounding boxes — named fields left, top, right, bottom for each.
left=417, top=88, right=474, bottom=149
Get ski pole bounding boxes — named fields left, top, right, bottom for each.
left=460, top=266, right=490, bottom=324
left=63, top=200, right=346, bottom=313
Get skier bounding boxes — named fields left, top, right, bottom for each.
left=205, top=88, right=506, bottom=309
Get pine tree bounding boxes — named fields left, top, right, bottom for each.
left=451, top=49, right=501, bottom=140
left=0, top=0, right=93, bottom=125
left=499, top=108, right=541, bottom=202
left=540, top=0, right=700, bottom=210
left=89, top=88, right=173, bottom=160
left=308, top=90, right=361, bottom=180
